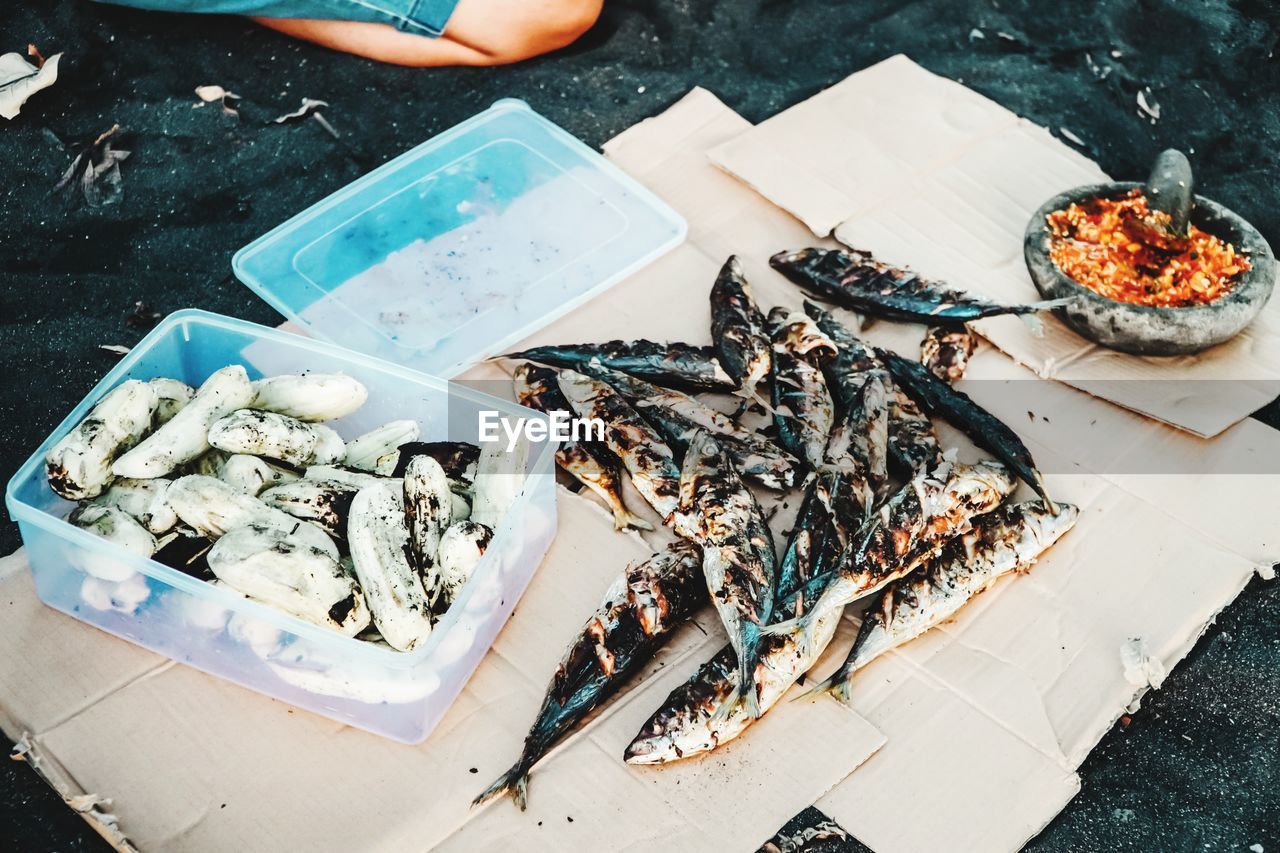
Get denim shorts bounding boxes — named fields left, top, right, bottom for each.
left=94, top=0, right=461, bottom=37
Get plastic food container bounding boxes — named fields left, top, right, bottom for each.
left=7, top=311, right=558, bottom=743
left=6, top=101, right=684, bottom=743
left=234, top=98, right=687, bottom=378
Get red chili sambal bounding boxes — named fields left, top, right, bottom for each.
left=1046, top=189, right=1250, bottom=307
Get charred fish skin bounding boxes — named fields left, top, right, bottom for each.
left=710, top=256, right=772, bottom=402
left=886, top=386, right=942, bottom=475
left=808, top=500, right=1079, bottom=702
left=505, top=339, right=738, bottom=394
left=802, top=301, right=890, bottom=490
left=475, top=540, right=704, bottom=810
left=766, top=456, right=1017, bottom=658
left=876, top=347, right=1056, bottom=511
left=390, top=441, right=479, bottom=483
left=768, top=308, right=837, bottom=472
left=513, top=363, right=651, bottom=531
left=677, top=431, right=777, bottom=719
left=557, top=369, right=683, bottom=523
left=623, top=569, right=838, bottom=765
left=624, top=475, right=859, bottom=766
left=585, top=362, right=800, bottom=491
left=770, top=247, right=1071, bottom=325
left=922, top=325, right=978, bottom=383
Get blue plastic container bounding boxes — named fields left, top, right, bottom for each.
left=234, top=99, right=687, bottom=378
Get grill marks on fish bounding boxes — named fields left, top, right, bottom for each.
left=765, top=457, right=1017, bottom=658
left=505, top=339, right=737, bottom=393
left=886, top=387, right=942, bottom=475
left=877, top=348, right=1056, bottom=511
left=802, top=301, right=890, bottom=498
left=710, top=256, right=772, bottom=404
left=475, top=541, right=704, bottom=809
left=768, top=308, right=836, bottom=471
left=585, top=363, right=800, bottom=490
left=513, top=364, right=652, bottom=531
left=557, top=370, right=682, bottom=523
left=676, top=432, right=777, bottom=719
left=806, top=500, right=1080, bottom=702
left=771, top=247, right=1071, bottom=325
left=921, top=325, right=978, bottom=383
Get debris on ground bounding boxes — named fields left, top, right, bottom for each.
left=194, top=84, right=240, bottom=117
left=54, top=125, right=131, bottom=208
left=1136, top=87, right=1161, bottom=123
left=272, top=98, right=339, bottom=140
left=126, top=302, right=162, bottom=329
left=98, top=344, right=131, bottom=356
left=0, top=46, right=62, bottom=120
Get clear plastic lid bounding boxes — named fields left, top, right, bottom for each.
left=233, top=99, right=686, bottom=378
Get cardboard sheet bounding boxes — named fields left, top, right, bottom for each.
left=3, top=78, right=1280, bottom=853
left=709, top=55, right=1280, bottom=438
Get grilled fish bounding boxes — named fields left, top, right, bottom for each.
left=557, top=370, right=682, bottom=523
left=877, top=348, right=1056, bottom=511
left=768, top=308, right=836, bottom=471
left=506, top=339, right=737, bottom=394
left=710, top=256, right=772, bottom=405
left=764, top=456, right=1017, bottom=659
left=624, top=471, right=864, bottom=764
left=586, top=363, right=799, bottom=490
left=922, top=325, right=978, bottom=383
left=771, top=247, right=1071, bottom=326
left=803, top=301, right=889, bottom=497
left=513, top=364, right=651, bottom=531
left=804, top=500, right=1079, bottom=702
left=474, top=540, right=704, bottom=809
left=624, top=570, right=839, bottom=765
left=675, top=431, right=777, bottom=719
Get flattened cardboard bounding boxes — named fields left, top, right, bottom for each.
left=710, top=55, right=1280, bottom=437
left=3, top=82, right=1280, bottom=853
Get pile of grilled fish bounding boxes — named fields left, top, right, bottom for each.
left=46, top=368, right=522, bottom=651
left=483, top=252, right=1077, bottom=808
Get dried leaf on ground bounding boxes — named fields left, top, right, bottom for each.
left=194, top=84, right=240, bottom=117
left=272, top=98, right=329, bottom=124
left=0, top=50, right=61, bottom=120
left=55, top=125, right=131, bottom=208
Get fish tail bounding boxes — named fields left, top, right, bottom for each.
left=791, top=672, right=837, bottom=702
left=472, top=762, right=532, bottom=811
left=1030, top=474, right=1059, bottom=514
left=738, top=622, right=764, bottom=719
left=612, top=505, right=654, bottom=532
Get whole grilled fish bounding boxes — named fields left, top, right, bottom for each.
left=587, top=363, right=800, bottom=490
left=513, top=364, right=651, bottom=531
left=771, top=247, right=1071, bottom=326
left=804, top=500, right=1079, bottom=702
left=803, top=301, right=890, bottom=497
left=764, top=456, right=1017, bottom=659
left=768, top=307, right=836, bottom=471
left=625, top=471, right=865, bottom=764
left=877, top=348, right=1056, bottom=511
left=886, top=386, right=941, bottom=474
left=475, top=540, right=704, bottom=808
left=921, top=325, right=978, bottom=383
left=710, top=256, right=772, bottom=405
left=557, top=370, right=683, bottom=523
left=505, top=340, right=737, bottom=393
left=676, top=431, right=777, bottom=719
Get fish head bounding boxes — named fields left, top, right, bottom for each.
left=946, top=459, right=1017, bottom=512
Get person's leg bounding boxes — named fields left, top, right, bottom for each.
left=254, top=0, right=603, bottom=66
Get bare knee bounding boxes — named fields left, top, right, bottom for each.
left=459, top=0, right=603, bottom=64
